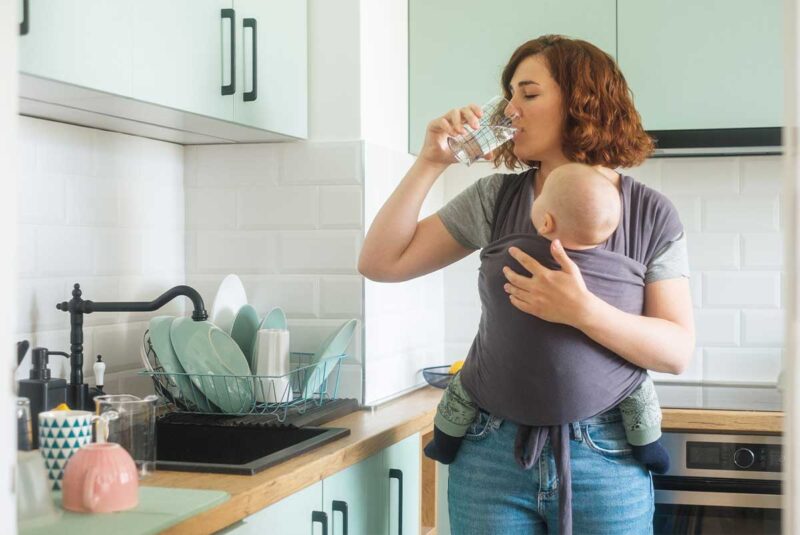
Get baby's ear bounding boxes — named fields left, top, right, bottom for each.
left=541, top=212, right=555, bottom=234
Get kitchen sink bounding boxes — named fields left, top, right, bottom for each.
left=155, top=400, right=358, bottom=475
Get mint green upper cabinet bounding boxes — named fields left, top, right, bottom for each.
left=132, top=1, right=234, bottom=121
left=233, top=0, right=308, bottom=138
left=618, top=0, right=783, bottom=131
left=18, top=1, right=133, bottom=96
left=323, top=451, right=387, bottom=535
left=409, top=0, right=616, bottom=154
left=383, top=433, right=421, bottom=535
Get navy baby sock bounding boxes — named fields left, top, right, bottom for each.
left=423, top=426, right=462, bottom=464
left=632, top=439, right=670, bottom=474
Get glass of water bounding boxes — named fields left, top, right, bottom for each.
left=447, top=96, right=517, bottom=165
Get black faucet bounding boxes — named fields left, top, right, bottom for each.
left=56, top=283, right=208, bottom=410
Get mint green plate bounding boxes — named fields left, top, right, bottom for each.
left=148, top=316, right=215, bottom=413
left=170, top=318, right=255, bottom=413
left=301, top=319, right=358, bottom=398
left=261, top=306, right=287, bottom=330
left=230, top=304, right=261, bottom=373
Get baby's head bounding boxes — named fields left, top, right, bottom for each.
left=531, top=163, right=621, bottom=249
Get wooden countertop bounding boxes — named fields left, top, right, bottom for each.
left=146, top=387, right=783, bottom=534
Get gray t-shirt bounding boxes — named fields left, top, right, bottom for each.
left=437, top=173, right=690, bottom=283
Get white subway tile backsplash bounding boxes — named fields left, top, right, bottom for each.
left=36, top=226, right=94, bottom=276
left=195, top=231, right=278, bottom=273
left=92, top=322, right=149, bottom=373
left=278, top=231, right=360, bottom=273
left=319, top=186, right=363, bottom=228
left=686, top=233, right=739, bottom=270
left=320, top=277, right=363, bottom=317
left=37, top=121, right=95, bottom=177
left=704, top=272, right=781, bottom=307
left=742, top=310, right=785, bottom=347
left=65, top=174, right=120, bottom=226
left=623, top=159, right=662, bottom=191
left=15, top=279, right=71, bottom=333
left=282, top=142, right=363, bottom=184
left=694, top=310, right=740, bottom=346
left=186, top=188, right=238, bottom=230
left=703, top=198, right=779, bottom=232
left=703, top=348, right=782, bottom=383
left=741, top=233, right=784, bottom=268
left=184, top=144, right=281, bottom=187
left=17, top=226, right=36, bottom=276
left=94, top=229, right=143, bottom=275
left=238, top=186, right=319, bottom=229
left=660, top=158, right=739, bottom=195
left=140, top=229, right=184, bottom=275
left=239, top=275, right=318, bottom=318
left=669, top=196, right=702, bottom=233
left=741, top=156, right=783, bottom=194
left=18, top=171, right=65, bottom=225
left=689, top=276, right=702, bottom=307
left=92, top=130, right=143, bottom=181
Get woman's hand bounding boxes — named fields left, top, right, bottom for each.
left=418, top=104, right=494, bottom=166
left=502, top=239, right=595, bottom=327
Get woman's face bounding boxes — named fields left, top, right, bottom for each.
left=505, top=55, right=565, bottom=163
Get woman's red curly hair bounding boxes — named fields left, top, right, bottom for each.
left=493, top=35, right=654, bottom=170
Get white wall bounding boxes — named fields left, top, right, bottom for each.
left=14, top=117, right=185, bottom=397
left=441, top=155, right=785, bottom=386
left=2, top=0, right=18, bottom=530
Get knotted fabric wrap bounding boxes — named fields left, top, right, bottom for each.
left=459, top=168, right=684, bottom=535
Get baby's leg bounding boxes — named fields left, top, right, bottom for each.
left=619, top=375, right=670, bottom=474
left=424, top=373, right=478, bottom=464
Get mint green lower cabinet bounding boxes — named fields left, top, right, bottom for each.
left=220, top=481, right=325, bottom=534
left=323, top=451, right=386, bottom=535
left=383, top=434, right=421, bottom=535
left=436, top=463, right=451, bottom=535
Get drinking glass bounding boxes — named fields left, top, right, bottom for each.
left=94, top=394, right=158, bottom=478
left=447, top=96, right=517, bottom=165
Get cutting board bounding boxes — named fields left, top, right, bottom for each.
left=19, top=486, right=229, bottom=535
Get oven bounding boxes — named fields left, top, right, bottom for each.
left=653, top=432, right=782, bottom=535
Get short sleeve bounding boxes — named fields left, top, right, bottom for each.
left=437, top=173, right=506, bottom=250
left=645, top=232, right=690, bottom=284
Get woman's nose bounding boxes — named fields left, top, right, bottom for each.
left=505, top=101, right=520, bottom=121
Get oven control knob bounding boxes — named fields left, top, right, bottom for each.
left=734, top=448, right=755, bottom=469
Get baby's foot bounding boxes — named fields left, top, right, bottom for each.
left=632, top=440, right=670, bottom=474
left=423, top=427, right=462, bottom=464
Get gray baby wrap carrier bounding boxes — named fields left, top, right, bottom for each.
left=459, top=167, right=682, bottom=534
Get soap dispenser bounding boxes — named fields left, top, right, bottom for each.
left=18, top=346, right=69, bottom=449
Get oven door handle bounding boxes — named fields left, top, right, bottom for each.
left=656, top=489, right=781, bottom=509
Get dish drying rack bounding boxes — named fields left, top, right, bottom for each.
left=139, top=330, right=347, bottom=423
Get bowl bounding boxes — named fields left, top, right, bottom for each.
left=422, top=365, right=454, bottom=389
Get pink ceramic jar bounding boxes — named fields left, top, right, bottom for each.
left=62, top=442, right=139, bottom=513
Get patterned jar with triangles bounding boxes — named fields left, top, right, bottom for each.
left=37, top=410, right=93, bottom=490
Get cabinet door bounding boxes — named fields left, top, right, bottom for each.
left=618, top=0, right=783, bottom=131
left=383, top=433, right=421, bottom=535
left=229, top=481, right=326, bottom=534
left=233, top=0, right=308, bottom=138
left=18, top=1, right=133, bottom=96
left=408, top=0, right=616, bottom=154
left=132, top=0, right=234, bottom=121
left=323, top=451, right=387, bottom=535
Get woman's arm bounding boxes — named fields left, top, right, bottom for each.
left=502, top=239, right=695, bottom=374
left=359, top=104, right=486, bottom=282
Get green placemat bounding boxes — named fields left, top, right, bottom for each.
left=19, top=486, right=229, bottom=535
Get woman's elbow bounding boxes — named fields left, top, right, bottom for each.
left=357, top=256, right=396, bottom=282
left=667, top=336, right=696, bottom=375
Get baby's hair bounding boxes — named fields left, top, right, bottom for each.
left=545, top=163, right=621, bottom=246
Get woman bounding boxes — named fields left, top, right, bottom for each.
left=359, top=35, right=695, bottom=534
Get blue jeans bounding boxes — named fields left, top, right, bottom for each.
left=448, top=408, right=654, bottom=534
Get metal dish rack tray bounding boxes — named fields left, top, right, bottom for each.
left=139, top=331, right=347, bottom=423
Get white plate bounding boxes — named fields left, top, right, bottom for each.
left=210, top=274, right=247, bottom=335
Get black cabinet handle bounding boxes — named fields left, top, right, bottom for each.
left=389, top=468, right=404, bottom=535
left=20, top=0, right=29, bottom=35
left=332, top=500, right=348, bottom=535
left=220, top=8, right=235, bottom=95
left=312, top=510, right=328, bottom=535
left=243, top=18, right=257, bottom=102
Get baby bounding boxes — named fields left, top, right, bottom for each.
left=425, top=163, right=669, bottom=473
